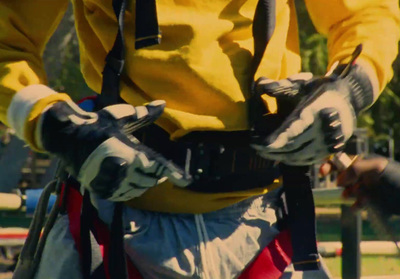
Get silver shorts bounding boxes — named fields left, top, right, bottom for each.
left=34, top=188, right=332, bottom=279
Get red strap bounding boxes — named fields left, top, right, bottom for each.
left=64, top=184, right=143, bottom=279
left=65, top=183, right=84, bottom=257
left=238, top=229, right=293, bottom=279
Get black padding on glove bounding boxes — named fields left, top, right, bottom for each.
left=250, top=61, right=375, bottom=166
left=320, top=107, right=346, bottom=153
left=39, top=101, right=189, bottom=200
left=331, top=63, right=375, bottom=114
left=40, top=102, right=110, bottom=175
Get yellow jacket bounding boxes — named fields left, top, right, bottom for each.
left=1, top=0, right=399, bottom=213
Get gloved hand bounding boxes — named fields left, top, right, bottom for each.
left=35, top=100, right=191, bottom=201
left=321, top=155, right=400, bottom=215
left=251, top=54, right=376, bottom=166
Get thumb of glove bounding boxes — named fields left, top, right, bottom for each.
left=101, top=100, right=166, bottom=134
left=255, top=72, right=313, bottom=100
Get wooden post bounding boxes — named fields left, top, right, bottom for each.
left=341, top=205, right=362, bottom=279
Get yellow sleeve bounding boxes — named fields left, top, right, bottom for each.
left=304, top=0, right=400, bottom=94
left=0, top=0, right=72, bottom=149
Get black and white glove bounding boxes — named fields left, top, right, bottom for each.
left=251, top=62, right=376, bottom=166
left=35, top=100, right=191, bottom=201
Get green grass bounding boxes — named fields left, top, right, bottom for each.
left=316, top=214, right=400, bottom=242
left=324, top=256, right=400, bottom=277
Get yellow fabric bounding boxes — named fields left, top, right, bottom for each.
left=0, top=1, right=70, bottom=124
left=0, top=0, right=399, bottom=213
left=126, top=179, right=282, bottom=214
left=305, top=0, right=400, bottom=92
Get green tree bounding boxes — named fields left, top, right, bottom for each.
left=43, top=3, right=94, bottom=101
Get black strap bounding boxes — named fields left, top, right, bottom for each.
left=75, top=184, right=107, bottom=279
left=250, top=0, right=320, bottom=271
left=96, top=0, right=127, bottom=109
left=97, top=0, right=318, bottom=274
left=81, top=191, right=94, bottom=279
left=280, top=165, right=320, bottom=270
left=135, top=0, right=161, bottom=49
left=249, top=0, right=276, bottom=134
left=250, top=0, right=276, bottom=82
left=109, top=202, right=128, bottom=279
left=96, top=0, right=160, bottom=110
left=89, top=1, right=161, bottom=278
left=93, top=0, right=130, bottom=278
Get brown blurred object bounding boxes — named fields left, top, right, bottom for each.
left=320, top=155, right=389, bottom=208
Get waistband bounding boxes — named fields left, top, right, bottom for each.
left=134, top=125, right=280, bottom=193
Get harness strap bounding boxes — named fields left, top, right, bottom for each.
left=250, top=0, right=320, bottom=271
left=250, top=0, right=276, bottom=83
left=93, top=0, right=317, bottom=275
left=92, top=0, right=161, bottom=277
left=280, top=165, right=320, bottom=270
left=96, top=0, right=127, bottom=109
left=238, top=230, right=292, bottom=279
left=64, top=181, right=142, bottom=279
left=135, top=0, right=161, bottom=49
left=109, top=202, right=128, bottom=278
left=96, top=0, right=160, bottom=109
left=80, top=191, right=95, bottom=278
left=249, top=0, right=276, bottom=127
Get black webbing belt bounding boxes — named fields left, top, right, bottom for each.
left=250, top=0, right=320, bottom=271
left=133, top=125, right=279, bottom=194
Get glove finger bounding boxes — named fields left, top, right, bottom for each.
left=257, top=128, right=333, bottom=165
left=123, top=100, right=166, bottom=132
left=128, top=169, right=160, bottom=187
left=162, top=164, right=191, bottom=187
left=103, top=100, right=166, bottom=133
left=252, top=127, right=314, bottom=157
left=320, top=108, right=346, bottom=153
left=132, top=143, right=192, bottom=187
left=140, top=159, right=190, bottom=188
left=255, top=72, right=313, bottom=99
left=257, top=138, right=329, bottom=165
left=110, top=172, right=157, bottom=202
left=86, top=155, right=167, bottom=200
left=148, top=154, right=191, bottom=187
left=263, top=106, right=345, bottom=157
left=287, top=72, right=313, bottom=82
left=260, top=107, right=315, bottom=152
left=255, top=77, right=300, bottom=99
left=106, top=153, right=170, bottom=202
left=88, top=156, right=129, bottom=199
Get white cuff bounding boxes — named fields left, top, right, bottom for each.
left=6, top=84, right=58, bottom=140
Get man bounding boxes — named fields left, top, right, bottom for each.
left=0, top=0, right=399, bottom=278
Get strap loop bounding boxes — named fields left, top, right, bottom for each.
left=105, top=55, right=125, bottom=75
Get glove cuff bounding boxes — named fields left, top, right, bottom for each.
left=332, top=63, right=376, bottom=115
left=7, top=84, right=72, bottom=151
